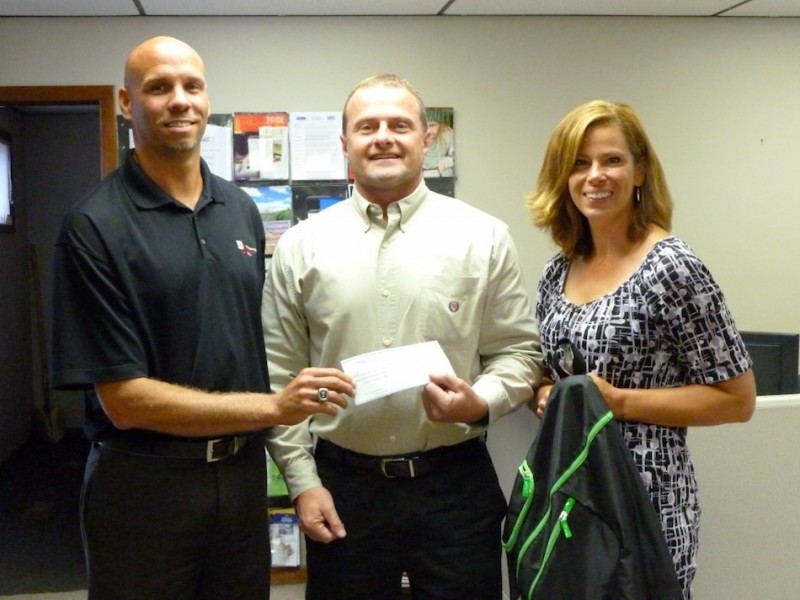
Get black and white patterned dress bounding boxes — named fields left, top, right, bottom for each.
left=535, top=237, right=751, bottom=599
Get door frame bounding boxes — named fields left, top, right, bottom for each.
left=0, top=85, right=117, bottom=176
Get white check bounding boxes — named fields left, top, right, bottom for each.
left=340, top=341, right=455, bottom=405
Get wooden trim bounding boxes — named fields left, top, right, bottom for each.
left=0, top=85, right=117, bottom=176
left=271, top=565, right=307, bottom=585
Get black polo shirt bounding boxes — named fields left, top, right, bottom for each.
left=51, top=151, right=269, bottom=439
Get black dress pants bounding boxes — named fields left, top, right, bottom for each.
left=306, top=440, right=507, bottom=600
left=81, top=437, right=270, bottom=600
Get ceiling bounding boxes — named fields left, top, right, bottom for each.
left=0, top=0, right=797, bottom=18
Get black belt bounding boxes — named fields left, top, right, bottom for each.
left=314, top=437, right=484, bottom=479
left=96, top=435, right=250, bottom=463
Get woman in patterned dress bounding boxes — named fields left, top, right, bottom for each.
left=526, top=100, right=756, bottom=599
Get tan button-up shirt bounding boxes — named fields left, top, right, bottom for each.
left=263, top=183, right=542, bottom=499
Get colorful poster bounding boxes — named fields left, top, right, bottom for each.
left=424, top=107, right=455, bottom=179
left=240, top=184, right=292, bottom=255
left=234, top=112, right=290, bottom=181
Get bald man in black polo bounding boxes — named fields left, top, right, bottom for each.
left=51, top=36, right=353, bottom=599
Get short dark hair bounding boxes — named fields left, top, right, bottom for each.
left=341, top=73, right=428, bottom=133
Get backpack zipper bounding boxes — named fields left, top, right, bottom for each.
left=558, top=497, right=576, bottom=539
left=527, top=497, right=577, bottom=597
left=516, top=410, right=614, bottom=598
left=503, top=461, right=534, bottom=551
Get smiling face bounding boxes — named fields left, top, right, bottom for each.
left=568, top=122, right=645, bottom=229
left=340, top=84, right=430, bottom=207
left=119, top=37, right=209, bottom=159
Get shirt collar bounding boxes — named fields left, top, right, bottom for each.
left=122, top=150, right=217, bottom=211
left=350, top=180, right=429, bottom=232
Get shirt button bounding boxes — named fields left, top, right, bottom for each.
left=383, top=338, right=392, bottom=347
left=200, top=239, right=206, bottom=245
left=382, top=288, right=390, bottom=297
left=389, top=435, right=397, bottom=442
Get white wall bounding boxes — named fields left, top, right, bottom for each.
left=1, top=15, right=798, bottom=598
left=690, top=396, right=800, bottom=600
left=0, top=17, right=800, bottom=332
left=1, top=16, right=798, bottom=337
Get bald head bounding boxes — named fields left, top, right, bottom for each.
left=124, top=36, right=205, bottom=89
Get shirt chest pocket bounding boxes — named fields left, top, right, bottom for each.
left=415, top=276, right=484, bottom=350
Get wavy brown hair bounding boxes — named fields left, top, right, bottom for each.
left=526, top=100, right=672, bottom=259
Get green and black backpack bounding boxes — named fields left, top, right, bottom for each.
left=503, top=375, right=683, bottom=600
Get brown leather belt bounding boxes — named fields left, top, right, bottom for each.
left=314, top=437, right=484, bottom=479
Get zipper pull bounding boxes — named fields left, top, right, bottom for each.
left=519, top=461, right=533, bottom=498
left=559, top=497, right=576, bottom=539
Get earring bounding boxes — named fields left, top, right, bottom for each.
left=634, top=186, right=642, bottom=205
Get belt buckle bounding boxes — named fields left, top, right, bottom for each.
left=380, top=457, right=416, bottom=478
left=206, top=438, right=232, bottom=463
